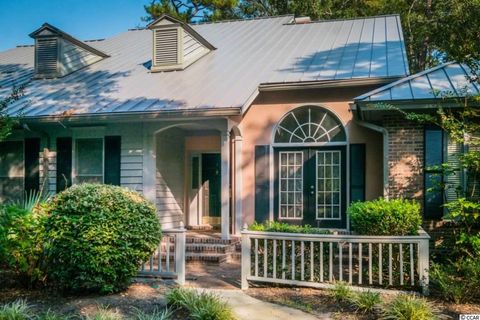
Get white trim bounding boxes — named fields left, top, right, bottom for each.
left=234, top=135, right=243, bottom=235
left=315, top=150, right=342, bottom=221
left=220, top=130, right=230, bottom=240
left=278, top=151, right=304, bottom=220
left=271, top=105, right=347, bottom=146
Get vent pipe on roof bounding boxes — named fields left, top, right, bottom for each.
left=293, top=16, right=312, bottom=24
left=147, top=14, right=215, bottom=72
left=29, top=23, right=109, bottom=79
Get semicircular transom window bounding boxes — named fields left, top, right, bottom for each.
left=274, top=106, right=346, bottom=143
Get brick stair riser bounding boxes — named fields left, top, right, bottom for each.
left=186, top=245, right=236, bottom=254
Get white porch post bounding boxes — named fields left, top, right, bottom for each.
left=234, top=135, right=243, bottom=235
left=143, top=129, right=156, bottom=205
left=221, top=130, right=231, bottom=240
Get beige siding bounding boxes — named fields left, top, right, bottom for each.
left=58, top=39, right=103, bottom=76
left=182, top=31, right=209, bottom=65
left=156, top=128, right=185, bottom=229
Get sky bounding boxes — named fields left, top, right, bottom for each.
left=0, top=0, right=151, bottom=51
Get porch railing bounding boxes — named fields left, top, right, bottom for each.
left=241, top=228, right=430, bottom=295
left=138, top=226, right=186, bottom=285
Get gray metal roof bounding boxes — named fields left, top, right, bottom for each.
left=0, top=15, right=409, bottom=118
left=355, top=62, right=479, bottom=102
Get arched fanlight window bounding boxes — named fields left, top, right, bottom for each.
left=274, top=106, right=346, bottom=143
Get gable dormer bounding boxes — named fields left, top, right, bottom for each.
left=147, top=15, right=215, bottom=72
left=29, top=23, right=109, bottom=79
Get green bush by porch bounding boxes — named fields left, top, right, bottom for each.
left=248, top=221, right=331, bottom=234
left=44, top=184, right=162, bottom=293
left=348, top=198, right=421, bottom=236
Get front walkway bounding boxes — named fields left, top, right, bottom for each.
left=198, top=288, right=325, bottom=320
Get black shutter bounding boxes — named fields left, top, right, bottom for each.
left=24, top=138, right=41, bottom=193
left=350, top=144, right=366, bottom=202
left=104, top=136, right=121, bottom=186
left=56, top=137, right=72, bottom=192
left=254, top=145, right=270, bottom=223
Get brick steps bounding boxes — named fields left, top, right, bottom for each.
left=185, top=234, right=241, bottom=264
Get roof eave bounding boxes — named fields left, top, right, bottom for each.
left=258, top=76, right=404, bottom=92
left=18, top=107, right=242, bottom=124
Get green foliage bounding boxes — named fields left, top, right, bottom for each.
left=381, top=294, right=443, bottom=320
left=143, top=0, right=238, bottom=23
left=430, top=258, right=480, bottom=303
left=0, top=300, right=32, bottom=320
left=44, top=184, right=162, bottom=293
left=348, top=199, right=421, bottom=236
left=0, top=203, right=48, bottom=285
left=0, top=85, right=25, bottom=142
left=36, top=310, right=72, bottom=320
left=133, top=308, right=173, bottom=320
left=166, top=288, right=235, bottom=320
left=330, top=282, right=353, bottom=303
left=249, top=221, right=330, bottom=234
left=350, top=291, right=381, bottom=314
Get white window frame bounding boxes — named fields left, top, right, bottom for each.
left=278, top=151, right=304, bottom=220
left=315, top=150, right=342, bottom=221
left=72, top=137, right=105, bottom=185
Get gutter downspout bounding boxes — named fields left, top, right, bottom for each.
left=355, top=120, right=389, bottom=199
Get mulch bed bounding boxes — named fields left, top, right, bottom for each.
left=247, top=286, right=480, bottom=320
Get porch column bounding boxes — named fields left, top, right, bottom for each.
left=234, top=135, right=243, bottom=235
left=142, top=129, right=156, bottom=205
left=221, top=130, right=231, bottom=240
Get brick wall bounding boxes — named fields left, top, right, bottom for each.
left=383, top=115, right=424, bottom=203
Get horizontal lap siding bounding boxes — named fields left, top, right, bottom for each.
left=120, top=136, right=143, bottom=192
left=156, top=128, right=185, bottom=229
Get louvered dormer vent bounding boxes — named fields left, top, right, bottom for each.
left=30, top=23, right=109, bottom=79
left=147, top=14, right=216, bottom=72
left=36, top=38, right=58, bottom=77
left=154, top=28, right=179, bottom=66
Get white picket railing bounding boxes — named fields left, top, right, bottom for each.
left=138, top=227, right=186, bottom=285
left=241, top=228, right=430, bottom=295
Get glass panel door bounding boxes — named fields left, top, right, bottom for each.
left=275, top=146, right=346, bottom=228
left=316, top=150, right=342, bottom=220
left=279, top=151, right=303, bottom=219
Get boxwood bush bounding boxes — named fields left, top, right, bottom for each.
left=348, top=198, right=421, bottom=236
left=44, top=184, right=161, bottom=293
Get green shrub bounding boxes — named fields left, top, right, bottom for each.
left=0, top=203, right=47, bottom=285
left=330, top=282, right=353, bottom=303
left=249, top=221, right=330, bottom=234
left=0, top=300, right=32, bottom=320
left=430, top=258, right=480, bottom=303
left=381, top=294, right=443, bottom=320
left=166, top=288, right=235, bottom=320
left=350, top=291, right=381, bottom=313
left=348, top=199, right=421, bottom=235
left=133, top=307, right=173, bottom=320
left=44, top=184, right=162, bottom=293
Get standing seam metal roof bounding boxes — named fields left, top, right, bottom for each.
left=354, top=62, right=479, bottom=102
left=0, top=15, right=409, bottom=118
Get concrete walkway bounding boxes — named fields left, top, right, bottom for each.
left=199, top=289, right=331, bottom=320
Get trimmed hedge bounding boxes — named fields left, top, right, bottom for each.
left=348, top=198, right=421, bottom=236
left=44, top=184, right=161, bottom=293
left=249, top=221, right=330, bottom=234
